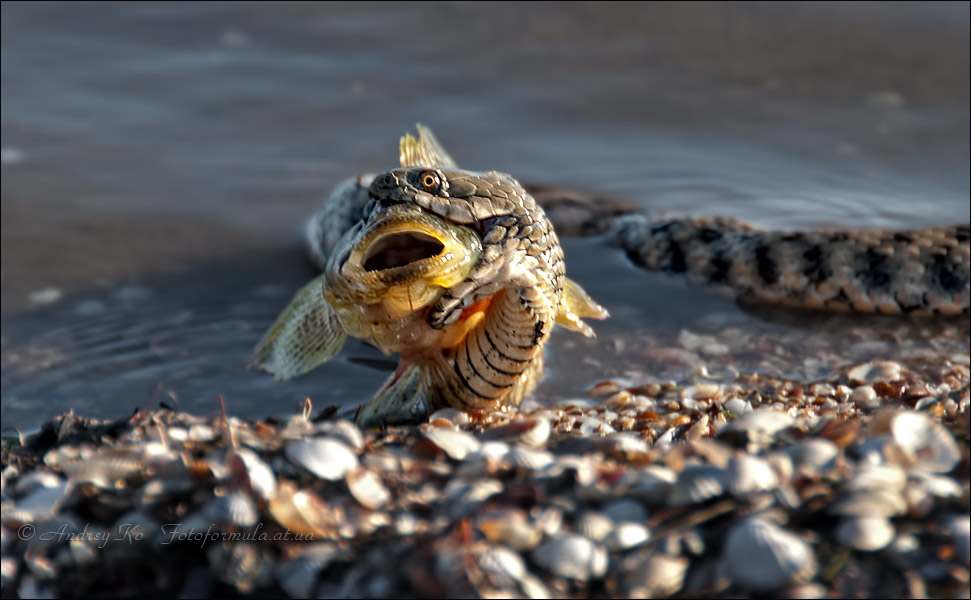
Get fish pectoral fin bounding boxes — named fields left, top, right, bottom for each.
left=556, top=277, right=609, bottom=338
left=355, top=362, right=435, bottom=429
left=399, top=124, right=459, bottom=169
left=250, top=273, right=347, bottom=381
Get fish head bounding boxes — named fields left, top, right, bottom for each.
left=323, top=200, right=481, bottom=354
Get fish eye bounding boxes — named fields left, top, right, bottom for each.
left=419, top=170, right=441, bottom=193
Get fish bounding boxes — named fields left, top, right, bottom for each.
left=251, top=126, right=607, bottom=428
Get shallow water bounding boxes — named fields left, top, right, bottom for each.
left=2, top=2, right=969, bottom=430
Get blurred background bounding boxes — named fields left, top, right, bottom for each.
left=2, top=2, right=968, bottom=430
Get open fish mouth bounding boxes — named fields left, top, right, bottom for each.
left=325, top=203, right=482, bottom=318
left=362, top=230, right=446, bottom=272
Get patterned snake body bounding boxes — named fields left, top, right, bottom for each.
left=254, top=125, right=969, bottom=427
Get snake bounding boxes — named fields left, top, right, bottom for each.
left=253, top=125, right=970, bottom=427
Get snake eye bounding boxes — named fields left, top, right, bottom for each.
left=419, top=170, right=441, bottom=193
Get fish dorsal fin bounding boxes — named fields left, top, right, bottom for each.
left=399, top=124, right=459, bottom=169
left=556, top=277, right=609, bottom=338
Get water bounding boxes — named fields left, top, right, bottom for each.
left=3, top=2, right=969, bottom=430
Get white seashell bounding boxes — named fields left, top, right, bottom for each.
left=624, top=553, right=688, bottom=597
left=723, top=516, right=817, bottom=592
left=531, top=533, right=608, bottom=581
left=889, top=411, right=960, bottom=473
left=727, top=454, right=779, bottom=497
left=844, top=463, right=906, bottom=492
left=313, top=420, right=365, bottom=451
left=204, top=492, right=259, bottom=527
left=850, top=385, right=879, bottom=408
left=786, top=439, right=839, bottom=473
left=575, top=511, right=613, bottom=542
left=944, top=515, right=970, bottom=564
left=908, top=471, right=962, bottom=499
left=518, top=574, right=551, bottom=599
left=606, top=522, right=650, bottom=551
left=626, top=465, right=677, bottom=504
left=12, top=470, right=63, bottom=497
left=233, top=449, right=277, bottom=501
left=345, top=468, right=391, bottom=510
left=602, top=498, right=648, bottom=524
left=835, top=516, right=895, bottom=551
left=829, top=488, right=907, bottom=517
left=668, top=465, right=726, bottom=506
left=477, top=544, right=527, bottom=585
left=421, top=426, right=481, bottom=461
left=724, top=397, right=752, bottom=415
left=428, top=407, right=471, bottom=426
left=13, top=482, right=69, bottom=521
left=188, top=424, right=217, bottom=443
left=721, top=409, right=794, bottom=444
left=505, top=445, right=554, bottom=471
left=286, top=439, right=359, bottom=481
left=847, top=360, right=902, bottom=384
left=477, top=510, right=542, bottom=550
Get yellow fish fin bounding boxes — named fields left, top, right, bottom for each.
left=399, top=123, right=458, bottom=169
left=555, top=277, right=609, bottom=338
left=355, top=362, right=436, bottom=429
left=250, top=273, right=347, bottom=380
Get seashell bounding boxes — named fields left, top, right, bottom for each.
left=786, top=439, right=839, bottom=473
left=908, top=471, right=962, bottom=498
left=268, top=481, right=339, bottom=539
left=477, top=509, right=542, bottom=550
left=345, top=468, right=391, bottom=510
left=602, top=498, right=648, bottom=524
left=428, top=408, right=471, bottom=426
left=1, top=557, right=18, bottom=590
left=313, top=420, right=365, bottom=451
left=604, top=433, right=651, bottom=461
left=844, top=463, right=906, bottom=492
left=231, top=449, right=277, bottom=501
left=605, top=522, right=650, bottom=551
left=682, top=383, right=721, bottom=401
left=847, top=360, right=902, bottom=384
left=531, top=533, right=608, bottom=581
left=11, top=482, right=70, bottom=521
left=720, top=409, right=794, bottom=445
left=625, top=465, right=677, bottom=504
left=668, top=465, right=726, bottom=506
left=420, top=426, right=481, bottom=461
left=286, top=438, right=359, bottom=481
left=835, top=516, right=895, bottom=551
left=204, top=491, right=259, bottom=528
left=829, top=488, right=907, bottom=517
left=274, top=543, right=338, bottom=599
left=57, top=453, right=144, bottom=488
left=518, top=573, right=551, bottom=599
left=207, top=541, right=269, bottom=594
left=13, top=470, right=63, bottom=496
left=623, top=553, right=688, bottom=597
left=505, top=445, right=554, bottom=471
left=727, top=454, right=779, bottom=497
left=944, top=515, right=970, bottom=565
left=850, top=385, right=879, bottom=408
left=476, top=544, right=527, bottom=587
left=134, top=477, right=195, bottom=508
left=723, top=516, right=817, bottom=592
left=188, top=424, right=217, bottom=443
left=724, top=396, right=752, bottom=415
left=888, top=411, right=960, bottom=473
left=575, top=511, right=613, bottom=542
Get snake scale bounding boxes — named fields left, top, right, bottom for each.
left=256, top=125, right=970, bottom=426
